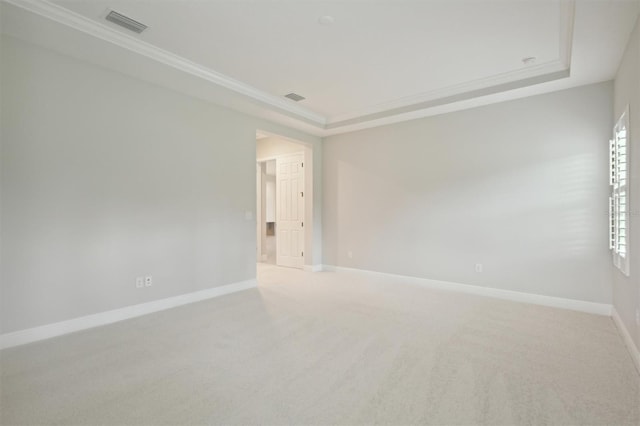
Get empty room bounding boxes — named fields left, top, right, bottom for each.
left=1, top=0, right=640, bottom=425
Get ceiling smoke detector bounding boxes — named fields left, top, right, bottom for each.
left=105, top=10, right=148, bottom=34
left=284, top=93, right=306, bottom=102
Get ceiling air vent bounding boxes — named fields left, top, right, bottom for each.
left=105, top=10, right=148, bottom=34
left=284, top=93, right=305, bottom=102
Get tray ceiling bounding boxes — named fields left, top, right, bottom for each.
left=2, top=0, right=638, bottom=136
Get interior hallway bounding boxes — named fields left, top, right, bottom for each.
left=1, top=264, right=639, bottom=425
left=265, top=235, right=276, bottom=265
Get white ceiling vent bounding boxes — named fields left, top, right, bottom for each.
left=284, top=93, right=305, bottom=102
left=105, top=10, right=148, bottom=34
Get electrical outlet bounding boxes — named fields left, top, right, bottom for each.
left=347, top=251, right=353, bottom=259
left=135, top=277, right=144, bottom=288
left=145, top=276, right=153, bottom=287
left=475, top=263, right=483, bottom=273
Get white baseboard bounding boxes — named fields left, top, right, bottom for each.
left=322, top=265, right=612, bottom=316
left=0, top=279, right=257, bottom=350
left=304, top=264, right=323, bottom=272
left=612, top=308, right=640, bottom=375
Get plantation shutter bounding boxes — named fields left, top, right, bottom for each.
left=610, top=108, right=630, bottom=275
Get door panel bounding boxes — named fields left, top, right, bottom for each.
left=276, top=153, right=304, bottom=269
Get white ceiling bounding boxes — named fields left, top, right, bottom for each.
left=51, top=0, right=564, bottom=119
left=2, top=0, right=639, bottom=136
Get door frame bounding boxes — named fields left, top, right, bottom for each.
left=257, top=150, right=309, bottom=270
left=256, top=162, right=263, bottom=263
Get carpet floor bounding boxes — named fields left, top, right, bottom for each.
left=1, top=264, right=639, bottom=425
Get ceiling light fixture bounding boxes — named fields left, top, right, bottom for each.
left=318, top=15, right=335, bottom=26
left=522, top=56, right=537, bottom=65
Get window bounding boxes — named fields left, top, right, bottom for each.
left=610, top=107, right=630, bottom=276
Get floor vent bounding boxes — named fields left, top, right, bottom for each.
left=106, top=10, right=148, bottom=34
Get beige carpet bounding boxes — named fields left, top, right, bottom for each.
left=1, top=264, right=639, bottom=425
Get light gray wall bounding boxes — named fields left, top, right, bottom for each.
left=613, top=16, right=640, bottom=352
left=0, top=35, right=321, bottom=334
left=323, top=82, right=613, bottom=304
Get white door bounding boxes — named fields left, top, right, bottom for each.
left=276, top=153, right=304, bottom=269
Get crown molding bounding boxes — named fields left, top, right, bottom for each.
left=3, top=0, right=575, bottom=135
left=2, top=0, right=327, bottom=127
left=326, top=0, right=575, bottom=127
left=326, top=65, right=569, bottom=129
left=558, top=0, right=575, bottom=69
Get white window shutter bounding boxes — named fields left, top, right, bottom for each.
left=609, top=139, right=616, bottom=185
left=617, top=191, right=627, bottom=256
left=610, top=106, right=630, bottom=276
left=609, top=196, right=615, bottom=250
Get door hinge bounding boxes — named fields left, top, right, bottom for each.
left=301, top=221, right=304, bottom=228
left=301, top=191, right=304, bottom=197
left=301, top=162, right=303, bottom=167
left=301, top=251, right=304, bottom=257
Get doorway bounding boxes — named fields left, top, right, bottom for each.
left=257, top=159, right=277, bottom=264
left=256, top=131, right=312, bottom=270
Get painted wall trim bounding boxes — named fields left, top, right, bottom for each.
left=322, top=265, right=612, bottom=316
left=3, top=0, right=326, bottom=126
left=0, top=279, right=257, bottom=350
left=3, top=0, right=575, bottom=134
left=325, top=0, right=575, bottom=126
left=325, top=68, right=570, bottom=129
left=304, top=264, right=323, bottom=272
left=612, top=308, right=640, bottom=375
